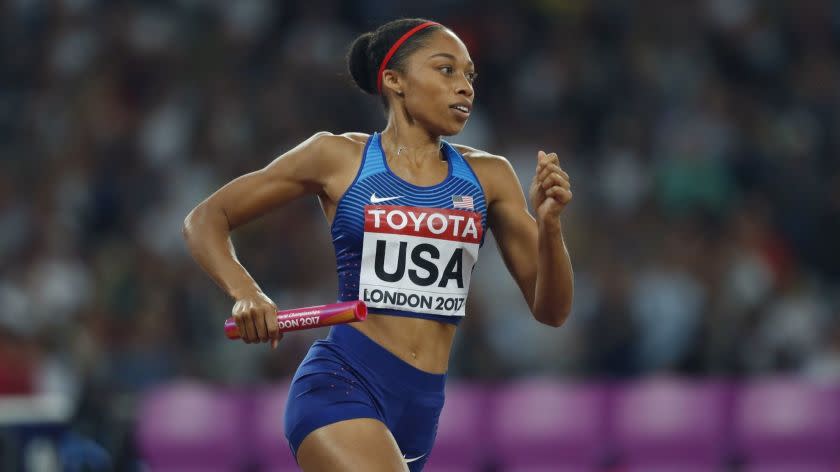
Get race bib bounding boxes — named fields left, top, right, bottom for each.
left=358, top=205, right=483, bottom=317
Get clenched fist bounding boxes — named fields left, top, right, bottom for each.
left=232, top=292, right=282, bottom=349
left=529, top=150, right=572, bottom=222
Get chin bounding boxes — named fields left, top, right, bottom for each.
left=422, top=114, right=467, bottom=137
left=440, top=122, right=467, bottom=137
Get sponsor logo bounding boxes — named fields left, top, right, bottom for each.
left=370, top=192, right=403, bottom=204
left=404, top=453, right=426, bottom=463
left=364, top=206, right=481, bottom=243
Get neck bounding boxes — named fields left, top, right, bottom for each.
left=381, top=120, right=442, bottom=162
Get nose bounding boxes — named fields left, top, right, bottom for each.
left=456, top=74, right=474, bottom=98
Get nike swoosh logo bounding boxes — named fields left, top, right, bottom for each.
left=370, top=193, right=403, bottom=204
left=403, top=453, right=426, bottom=463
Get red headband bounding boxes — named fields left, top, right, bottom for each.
left=376, top=21, right=440, bottom=94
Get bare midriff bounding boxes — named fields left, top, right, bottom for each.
left=350, top=313, right=456, bottom=374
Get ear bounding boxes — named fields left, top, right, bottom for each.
left=381, top=69, right=404, bottom=97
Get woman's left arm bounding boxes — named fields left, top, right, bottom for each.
left=480, top=150, right=573, bottom=327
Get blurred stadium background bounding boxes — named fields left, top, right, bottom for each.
left=2, top=0, right=840, bottom=470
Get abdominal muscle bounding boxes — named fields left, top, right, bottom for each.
left=351, top=313, right=456, bottom=374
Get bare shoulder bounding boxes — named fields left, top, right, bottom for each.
left=451, top=143, right=501, bottom=160
left=297, top=131, right=369, bottom=172
left=300, top=132, right=370, bottom=200
left=450, top=143, right=519, bottom=202
left=308, top=131, right=368, bottom=157
left=340, top=132, right=371, bottom=145
left=451, top=143, right=512, bottom=172
left=317, top=131, right=368, bottom=146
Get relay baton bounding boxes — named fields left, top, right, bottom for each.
left=224, top=300, right=367, bottom=340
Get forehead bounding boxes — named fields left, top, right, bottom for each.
left=416, top=29, right=473, bottom=64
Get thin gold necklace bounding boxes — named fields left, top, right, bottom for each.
left=395, top=143, right=442, bottom=157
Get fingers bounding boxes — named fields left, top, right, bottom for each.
left=538, top=167, right=570, bottom=188
left=546, top=186, right=573, bottom=203
left=536, top=163, right=571, bottom=197
left=254, top=307, right=269, bottom=342
left=541, top=172, right=570, bottom=191
left=232, top=299, right=253, bottom=344
left=536, top=151, right=568, bottom=184
left=537, top=162, right=568, bottom=180
left=233, top=297, right=279, bottom=345
left=266, top=312, right=281, bottom=349
left=537, top=150, right=558, bottom=163
left=265, top=306, right=279, bottom=340
left=241, top=311, right=282, bottom=345
left=534, top=150, right=573, bottom=207
left=537, top=150, right=560, bottom=166
left=234, top=313, right=247, bottom=343
left=242, top=315, right=258, bottom=344
left=259, top=305, right=283, bottom=349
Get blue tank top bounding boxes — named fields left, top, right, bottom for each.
left=331, top=132, right=488, bottom=325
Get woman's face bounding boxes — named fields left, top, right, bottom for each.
left=394, top=29, right=476, bottom=136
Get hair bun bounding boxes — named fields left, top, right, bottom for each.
left=346, top=32, right=377, bottom=95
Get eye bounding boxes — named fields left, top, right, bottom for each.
left=439, top=66, right=454, bottom=75
left=466, top=71, right=478, bottom=83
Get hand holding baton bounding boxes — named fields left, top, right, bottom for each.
left=224, top=300, right=367, bottom=340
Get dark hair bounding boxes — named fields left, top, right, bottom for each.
left=346, top=18, right=445, bottom=107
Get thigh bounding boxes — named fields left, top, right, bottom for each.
left=296, top=418, right=409, bottom=472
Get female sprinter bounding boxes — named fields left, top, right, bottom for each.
left=183, top=18, right=573, bottom=472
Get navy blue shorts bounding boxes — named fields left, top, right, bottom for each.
left=283, top=324, right=446, bottom=471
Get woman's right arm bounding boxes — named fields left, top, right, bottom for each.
left=182, top=131, right=340, bottom=346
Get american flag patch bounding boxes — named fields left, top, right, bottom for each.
left=452, top=195, right=474, bottom=210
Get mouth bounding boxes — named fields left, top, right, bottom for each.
left=449, top=104, right=471, bottom=119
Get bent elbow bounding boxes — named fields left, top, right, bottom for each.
left=182, top=213, right=191, bottom=240
left=539, top=315, right=567, bottom=328
left=182, top=207, right=198, bottom=242
left=533, top=305, right=572, bottom=328
left=182, top=204, right=209, bottom=244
